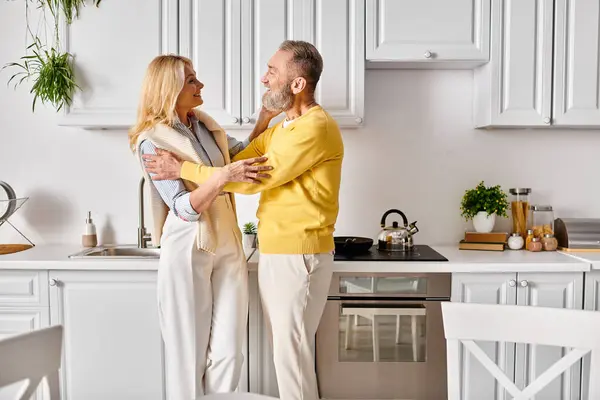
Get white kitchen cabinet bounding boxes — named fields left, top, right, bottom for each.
left=179, top=0, right=242, bottom=129
left=0, top=270, right=50, bottom=400
left=181, top=0, right=364, bottom=129
left=48, top=270, right=166, bottom=400
left=366, top=0, right=490, bottom=68
left=247, top=271, right=279, bottom=397
left=514, top=273, right=583, bottom=400
left=475, top=0, right=600, bottom=128
left=552, top=0, right=600, bottom=127
left=451, top=273, right=517, bottom=400
left=582, top=271, right=600, bottom=400
left=306, top=0, right=365, bottom=126
left=55, top=0, right=363, bottom=129
left=474, top=0, right=554, bottom=128
left=452, top=272, right=584, bottom=400
left=240, top=0, right=308, bottom=127
left=57, top=0, right=179, bottom=129
left=0, top=308, right=50, bottom=400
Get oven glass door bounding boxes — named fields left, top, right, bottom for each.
left=316, top=299, right=447, bottom=399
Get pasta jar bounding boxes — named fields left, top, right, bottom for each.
left=509, top=188, right=531, bottom=239
left=530, top=205, right=554, bottom=239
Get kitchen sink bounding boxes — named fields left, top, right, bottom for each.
left=68, top=245, right=160, bottom=259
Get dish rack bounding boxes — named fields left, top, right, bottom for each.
left=0, top=197, right=35, bottom=255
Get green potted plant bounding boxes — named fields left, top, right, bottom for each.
left=242, top=222, right=257, bottom=250
left=2, top=0, right=101, bottom=112
left=4, top=39, right=78, bottom=112
left=460, top=181, right=509, bottom=233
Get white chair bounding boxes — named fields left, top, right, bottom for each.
left=202, top=393, right=278, bottom=400
left=343, top=305, right=425, bottom=362
left=442, top=302, right=600, bottom=400
left=0, top=325, right=63, bottom=400
left=344, top=277, right=424, bottom=361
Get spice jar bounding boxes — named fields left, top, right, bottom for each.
left=525, top=229, right=534, bottom=250
left=530, top=205, right=554, bottom=239
left=510, top=188, right=531, bottom=239
left=542, top=233, right=558, bottom=251
left=527, top=237, right=542, bottom=252
left=507, top=233, right=524, bottom=250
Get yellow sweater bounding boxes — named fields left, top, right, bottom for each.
left=180, top=105, right=344, bottom=254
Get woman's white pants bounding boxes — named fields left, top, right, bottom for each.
left=158, top=195, right=248, bottom=400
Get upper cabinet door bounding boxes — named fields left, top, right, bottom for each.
left=180, top=0, right=242, bottom=129
left=474, top=0, right=554, bottom=128
left=366, top=0, right=490, bottom=66
left=306, top=0, right=365, bottom=126
left=57, top=0, right=178, bottom=128
left=240, top=0, right=305, bottom=128
left=553, top=0, right=600, bottom=126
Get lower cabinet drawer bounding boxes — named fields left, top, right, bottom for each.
left=0, top=270, right=49, bottom=307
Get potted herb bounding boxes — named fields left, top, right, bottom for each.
left=242, top=222, right=257, bottom=250
left=460, top=181, right=509, bottom=233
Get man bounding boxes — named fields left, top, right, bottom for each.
left=144, top=40, right=343, bottom=400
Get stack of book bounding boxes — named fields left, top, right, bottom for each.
left=458, top=231, right=508, bottom=251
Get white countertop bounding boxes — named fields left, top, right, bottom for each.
left=0, top=244, right=591, bottom=273
left=249, top=245, right=590, bottom=273
left=0, top=245, right=256, bottom=271
left=556, top=251, right=600, bottom=270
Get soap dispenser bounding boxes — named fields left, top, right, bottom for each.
left=82, top=211, right=98, bottom=248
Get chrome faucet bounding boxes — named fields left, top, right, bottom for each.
left=138, top=176, right=152, bottom=248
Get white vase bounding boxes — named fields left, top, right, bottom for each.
left=243, top=234, right=257, bottom=250
left=472, top=211, right=496, bottom=233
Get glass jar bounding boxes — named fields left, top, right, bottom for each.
left=527, top=236, right=542, bottom=252
left=509, top=188, right=531, bottom=239
left=507, top=233, right=524, bottom=250
left=529, top=205, right=554, bottom=239
left=525, top=229, right=534, bottom=250
left=542, top=233, right=558, bottom=251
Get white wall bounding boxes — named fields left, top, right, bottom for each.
left=2, top=3, right=600, bottom=247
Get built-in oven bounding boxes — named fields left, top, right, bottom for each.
left=316, top=272, right=451, bottom=400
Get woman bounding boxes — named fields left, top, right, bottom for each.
left=128, top=54, right=272, bottom=399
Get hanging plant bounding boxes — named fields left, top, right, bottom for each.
left=5, top=38, right=78, bottom=111
left=2, top=0, right=102, bottom=112
left=40, top=0, right=102, bottom=25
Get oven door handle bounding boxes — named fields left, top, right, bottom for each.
left=341, top=304, right=427, bottom=317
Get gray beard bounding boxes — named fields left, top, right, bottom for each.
left=262, top=87, right=294, bottom=112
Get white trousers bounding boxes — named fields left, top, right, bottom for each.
left=158, top=196, right=248, bottom=400
left=258, top=253, right=334, bottom=400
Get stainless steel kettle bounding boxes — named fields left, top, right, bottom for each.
left=377, top=209, right=419, bottom=252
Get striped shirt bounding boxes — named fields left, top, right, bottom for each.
left=140, top=115, right=248, bottom=222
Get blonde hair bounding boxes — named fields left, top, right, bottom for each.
left=128, top=54, right=193, bottom=151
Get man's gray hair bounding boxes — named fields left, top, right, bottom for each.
left=279, top=40, right=323, bottom=92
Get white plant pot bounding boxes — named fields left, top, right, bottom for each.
left=472, top=211, right=496, bottom=233
left=243, top=234, right=257, bottom=250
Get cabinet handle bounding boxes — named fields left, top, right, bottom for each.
left=520, top=280, right=529, bottom=288
left=355, top=117, right=363, bottom=124
left=424, top=51, right=433, bottom=59
left=49, top=279, right=58, bottom=286
left=543, top=117, right=551, bottom=124
left=242, top=117, right=251, bottom=124
left=508, top=279, right=516, bottom=287
left=232, top=117, right=239, bottom=124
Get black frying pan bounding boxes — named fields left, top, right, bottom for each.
left=334, top=236, right=373, bottom=254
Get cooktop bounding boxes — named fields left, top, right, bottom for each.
left=333, top=245, right=448, bottom=262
